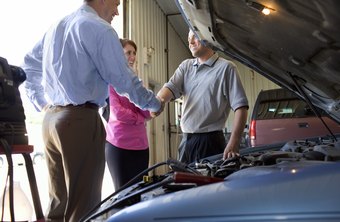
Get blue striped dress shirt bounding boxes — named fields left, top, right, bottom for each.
left=22, top=4, right=160, bottom=112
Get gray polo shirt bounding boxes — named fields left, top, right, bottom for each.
left=164, top=53, right=248, bottom=133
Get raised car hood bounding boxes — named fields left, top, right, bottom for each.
left=176, top=0, right=340, bottom=123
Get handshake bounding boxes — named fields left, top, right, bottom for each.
left=150, top=96, right=165, bottom=118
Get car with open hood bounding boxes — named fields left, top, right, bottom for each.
left=82, top=0, right=340, bottom=221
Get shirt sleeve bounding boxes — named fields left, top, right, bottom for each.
left=225, top=62, right=249, bottom=111
left=163, top=60, right=188, bottom=99
left=21, top=38, right=48, bottom=111
left=93, top=28, right=160, bottom=112
left=109, top=87, right=147, bottom=125
left=138, top=109, right=151, bottom=120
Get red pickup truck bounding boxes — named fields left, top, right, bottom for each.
left=248, top=88, right=340, bottom=147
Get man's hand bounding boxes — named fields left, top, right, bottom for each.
left=42, top=104, right=50, bottom=112
left=223, top=144, right=240, bottom=160
left=150, top=96, right=165, bottom=118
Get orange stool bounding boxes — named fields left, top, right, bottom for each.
left=0, top=144, right=45, bottom=222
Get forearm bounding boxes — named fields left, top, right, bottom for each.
left=148, top=87, right=172, bottom=118
left=156, top=87, right=174, bottom=103
left=227, top=107, right=248, bottom=148
left=223, top=107, right=248, bottom=159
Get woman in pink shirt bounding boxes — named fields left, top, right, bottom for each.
left=105, top=39, right=151, bottom=190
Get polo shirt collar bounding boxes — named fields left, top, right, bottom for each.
left=193, top=53, right=219, bottom=67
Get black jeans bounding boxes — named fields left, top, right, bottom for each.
left=178, top=131, right=226, bottom=164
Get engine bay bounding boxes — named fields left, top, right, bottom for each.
left=83, top=135, right=340, bottom=221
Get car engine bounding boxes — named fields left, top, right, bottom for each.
left=83, top=135, right=340, bottom=221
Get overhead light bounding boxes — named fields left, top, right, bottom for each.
left=262, top=7, right=271, bottom=15
left=246, top=1, right=275, bottom=15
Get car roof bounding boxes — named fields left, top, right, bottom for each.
left=257, top=88, right=300, bottom=102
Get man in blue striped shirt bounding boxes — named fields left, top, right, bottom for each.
left=21, top=0, right=163, bottom=221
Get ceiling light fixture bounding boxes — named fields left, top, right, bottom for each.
left=261, top=7, right=271, bottom=15
left=246, top=1, right=275, bottom=15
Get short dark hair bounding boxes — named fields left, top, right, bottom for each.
left=120, top=38, right=137, bottom=52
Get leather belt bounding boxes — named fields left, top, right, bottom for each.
left=55, top=102, right=99, bottom=110
left=183, top=130, right=223, bottom=136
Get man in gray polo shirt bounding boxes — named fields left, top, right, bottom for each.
left=156, top=29, right=248, bottom=163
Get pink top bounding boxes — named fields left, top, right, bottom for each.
left=106, top=86, right=151, bottom=150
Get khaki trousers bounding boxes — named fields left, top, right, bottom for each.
left=42, top=105, right=105, bottom=222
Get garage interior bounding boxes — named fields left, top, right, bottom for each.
left=0, top=0, right=281, bottom=220
left=130, top=0, right=279, bottom=173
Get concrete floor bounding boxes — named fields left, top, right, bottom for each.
left=0, top=159, right=114, bottom=220
left=0, top=107, right=115, bottom=220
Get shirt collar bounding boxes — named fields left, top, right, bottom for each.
left=193, top=52, right=219, bottom=67
left=81, top=4, right=98, bottom=16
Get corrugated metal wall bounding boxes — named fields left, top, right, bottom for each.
left=225, top=59, right=279, bottom=132
left=127, top=0, right=166, bottom=85
left=125, top=0, right=279, bottom=172
left=126, top=0, right=176, bottom=173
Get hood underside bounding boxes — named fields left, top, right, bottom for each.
left=176, top=0, right=340, bottom=123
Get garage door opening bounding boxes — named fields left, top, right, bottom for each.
left=0, top=0, right=124, bottom=216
